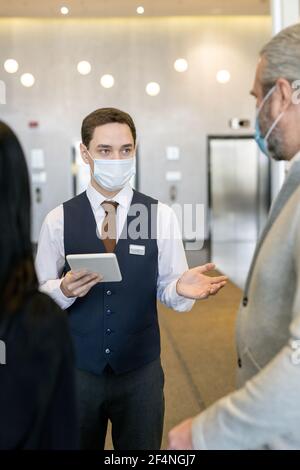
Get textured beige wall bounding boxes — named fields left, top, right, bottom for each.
left=0, top=16, right=271, bottom=240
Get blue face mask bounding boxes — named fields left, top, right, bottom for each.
left=85, top=148, right=136, bottom=191
left=255, top=85, right=284, bottom=157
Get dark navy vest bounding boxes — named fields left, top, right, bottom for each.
left=63, top=190, right=160, bottom=375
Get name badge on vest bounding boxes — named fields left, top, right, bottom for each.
left=129, top=244, right=145, bottom=256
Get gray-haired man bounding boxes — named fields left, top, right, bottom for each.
left=168, top=23, right=300, bottom=450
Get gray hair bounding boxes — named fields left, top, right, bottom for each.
left=260, top=23, right=300, bottom=91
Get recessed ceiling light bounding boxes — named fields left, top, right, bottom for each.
left=20, top=73, right=35, bottom=88
left=60, top=6, right=69, bottom=15
left=174, top=58, right=188, bottom=73
left=146, top=82, right=160, bottom=96
left=216, top=70, right=231, bottom=84
left=4, top=59, right=19, bottom=74
left=137, top=6, right=145, bottom=15
left=100, top=74, right=115, bottom=89
left=77, top=61, right=91, bottom=75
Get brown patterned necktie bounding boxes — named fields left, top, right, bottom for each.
left=101, top=201, right=119, bottom=253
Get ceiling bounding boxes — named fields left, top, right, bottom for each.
left=0, top=0, right=270, bottom=18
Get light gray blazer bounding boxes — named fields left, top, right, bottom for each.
left=192, top=161, right=300, bottom=450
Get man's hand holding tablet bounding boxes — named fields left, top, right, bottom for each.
left=61, top=253, right=122, bottom=299
left=60, top=270, right=103, bottom=298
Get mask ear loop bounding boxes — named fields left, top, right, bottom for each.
left=256, top=85, right=284, bottom=143
left=264, top=110, right=284, bottom=141
left=256, top=85, right=276, bottom=117
left=84, top=146, right=95, bottom=162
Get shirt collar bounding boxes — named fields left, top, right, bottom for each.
left=286, top=151, right=300, bottom=175
left=86, top=182, right=133, bottom=211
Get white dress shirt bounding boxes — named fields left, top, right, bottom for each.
left=35, top=183, right=195, bottom=312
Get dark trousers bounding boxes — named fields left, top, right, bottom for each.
left=76, top=358, right=165, bottom=450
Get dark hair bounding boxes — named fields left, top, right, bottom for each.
left=81, top=107, right=136, bottom=148
left=0, top=121, right=37, bottom=314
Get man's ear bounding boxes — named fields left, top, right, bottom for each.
left=276, top=78, right=293, bottom=113
left=80, top=143, right=90, bottom=164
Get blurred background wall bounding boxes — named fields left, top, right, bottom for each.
left=0, top=15, right=271, bottom=242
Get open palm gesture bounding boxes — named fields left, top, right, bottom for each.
left=176, top=263, right=227, bottom=300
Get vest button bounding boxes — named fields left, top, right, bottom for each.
left=106, top=329, right=112, bottom=335
left=106, top=290, right=112, bottom=296
left=105, top=348, right=111, bottom=354
left=243, top=297, right=248, bottom=307
left=238, top=358, right=242, bottom=368
left=106, top=309, right=111, bottom=315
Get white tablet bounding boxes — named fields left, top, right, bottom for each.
left=66, top=253, right=122, bottom=282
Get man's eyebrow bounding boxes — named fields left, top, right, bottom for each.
left=96, top=144, right=133, bottom=149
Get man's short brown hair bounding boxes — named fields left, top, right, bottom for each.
left=81, top=107, right=136, bottom=148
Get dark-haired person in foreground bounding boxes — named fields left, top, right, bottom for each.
left=0, top=121, right=79, bottom=449
left=36, top=107, right=227, bottom=450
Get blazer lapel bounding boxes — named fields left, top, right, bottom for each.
left=244, top=161, right=300, bottom=296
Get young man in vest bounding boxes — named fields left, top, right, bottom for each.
left=36, top=108, right=227, bottom=450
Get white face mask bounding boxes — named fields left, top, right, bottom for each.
left=85, top=149, right=136, bottom=191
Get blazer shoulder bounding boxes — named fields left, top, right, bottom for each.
left=20, top=292, right=70, bottom=349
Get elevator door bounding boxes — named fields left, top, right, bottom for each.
left=209, top=137, right=270, bottom=288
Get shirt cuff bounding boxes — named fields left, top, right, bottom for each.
left=168, top=279, right=195, bottom=312
left=39, top=279, right=77, bottom=310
